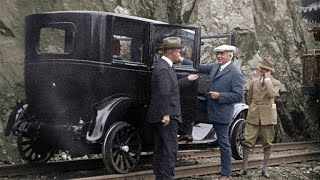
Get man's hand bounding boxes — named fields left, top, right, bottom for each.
left=208, top=91, right=220, bottom=99
left=188, top=74, right=199, bottom=81
left=264, top=71, right=271, bottom=78
left=178, top=56, right=184, bottom=63
left=161, top=115, right=170, bottom=126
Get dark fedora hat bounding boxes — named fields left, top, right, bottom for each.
left=159, top=37, right=184, bottom=50
left=259, top=57, right=275, bottom=72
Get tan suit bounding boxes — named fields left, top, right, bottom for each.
left=246, top=76, right=281, bottom=125
left=238, top=58, right=281, bottom=177
left=242, top=76, right=281, bottom=148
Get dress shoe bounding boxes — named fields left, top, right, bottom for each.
left=178, top=135, right=193, bottom=142
left=218, top=176, right=231, bottom=180
left=261, top=170, right=270, bottom=178
left=235, top=169, right=247, bottom=176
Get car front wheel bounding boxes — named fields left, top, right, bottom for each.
left=230, top=118, right=245, bottom=160
left=102, top=121, right=142, bottom=174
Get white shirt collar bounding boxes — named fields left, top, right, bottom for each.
left=161, top=56, right=173, bottom=67
left=220, top=60, right=232, bottom=71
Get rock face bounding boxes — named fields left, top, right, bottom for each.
left=0, top=0, right=319, bottom=164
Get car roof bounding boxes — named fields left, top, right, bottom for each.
left=37, top=11, right=167, bottom=24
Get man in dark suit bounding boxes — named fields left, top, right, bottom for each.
left=198, top=45, right=244, bottom=180
left=147, top=37, right=198, bottom=180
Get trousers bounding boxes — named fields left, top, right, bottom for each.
left=212, top=122, right=232, bottom=176
left=152, top=119, right=179, bottom=180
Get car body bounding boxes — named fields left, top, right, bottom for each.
left=5, top=11, right=247, bottom=174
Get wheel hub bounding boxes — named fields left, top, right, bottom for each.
left=120, top=145, right=129, bottom=153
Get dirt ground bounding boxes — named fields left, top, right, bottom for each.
left=182, top=159, right=320, bottom=180
left=0, top=134, right=22, bottom=166
left=14, top=159, right=320, bottom=179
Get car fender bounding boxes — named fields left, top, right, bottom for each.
left=229, top=103, right=248, bottom=137
left=86, top=95, right=132, bottom=142
left=232, top=103, right=248, bottom=120
left=5, top=100, right=27, bottom=136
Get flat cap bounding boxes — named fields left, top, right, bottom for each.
left=213, top=45, right=236, bottom=52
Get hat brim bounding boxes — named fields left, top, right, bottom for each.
left=260, top=64, right=275, bottom=72
left=214, top=50, right=234, bottom=52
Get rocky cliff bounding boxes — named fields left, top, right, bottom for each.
left=0, top=0, right=319, bottom=165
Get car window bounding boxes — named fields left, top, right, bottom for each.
left=112, top=18, right=146, bottom=64
left=39, top=28, right=65, bottom=54
left=152, top=26, right=197, bottom=69
left=38, top=23, right=75, bottom=54
left=112, top=36, right=132, bottom=62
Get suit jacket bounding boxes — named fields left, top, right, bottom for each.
left=147, top=58, right=191, bottom=124
left=246, top=76, right=281, bottom=125
left=181, top=58, right=193, bottom=65
left=199, top=62, right=244, bottom=124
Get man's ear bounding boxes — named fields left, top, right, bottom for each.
left=229, top=52, right=233, bottom=59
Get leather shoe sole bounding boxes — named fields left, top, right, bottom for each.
left=236, top=169, right=247, bottom=176
left=178, top=135, right=193, bottom=142
left=218, top=176, right=231, bottom=180
left=261, top=170, right=270, bottom=178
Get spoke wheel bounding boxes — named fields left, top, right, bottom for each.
left=15, top=105, right=54, bottom=163
left=230, top=118, right=245, bottom=160
left=102, top=121, right=142, bottom=174
left=17, top=131, right=54, bottom=163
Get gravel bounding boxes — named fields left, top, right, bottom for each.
left=179, top=159, right=320, bottom=180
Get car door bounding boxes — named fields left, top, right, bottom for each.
left=150, top=24, right=201, bottom=126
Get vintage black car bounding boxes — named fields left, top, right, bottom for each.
left=5, top=11, right=247, bottom=174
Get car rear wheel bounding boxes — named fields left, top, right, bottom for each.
left=15, top=104, right=54, bottom=163
left=102, top=121, right=142, bottom=174
left=17, top=133, right=54, bottom=163
left=230, top=118, right=245, bottom=160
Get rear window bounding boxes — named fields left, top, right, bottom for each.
left=37, top=22, right=75, bottom=54
left=39, top=28, right=65, bottom=54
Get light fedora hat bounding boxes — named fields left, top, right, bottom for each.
left=259, top=57, right=275, bottom=72
left=213, top=45, right=236, bottom=52
left=159, top=37, right=184, bottom=50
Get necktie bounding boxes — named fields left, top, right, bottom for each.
left=214, top=66, right=220, bottom=78
left=261, top=76, right=265, bottom=86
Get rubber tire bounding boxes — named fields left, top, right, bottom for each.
left=17, top=133, right=54, bottom=163
left=230, top=118, right=245, bottom=160
left=102, top=121, right=142, bottom=174
left=15, top=104, right=54, bottom=163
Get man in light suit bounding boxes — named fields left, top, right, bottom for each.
left=237, top=57, right=281, bottom=178
left=147, top=37, right=198, bottom=180
left=198, top=45, right=244, bottom=180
